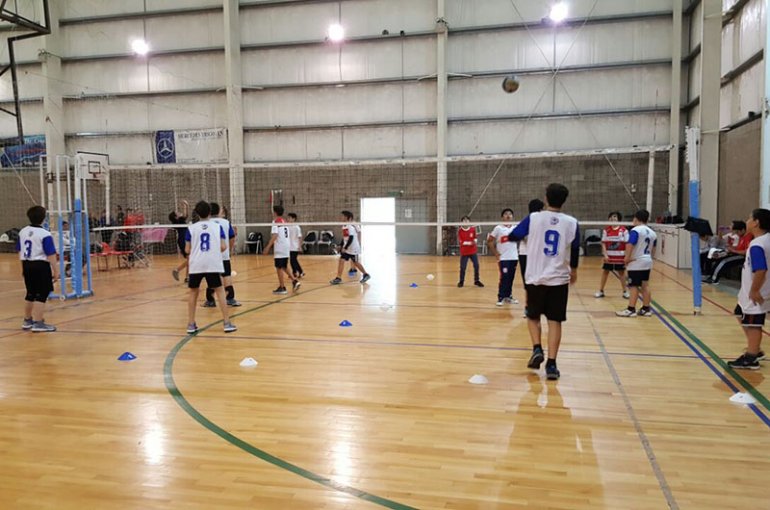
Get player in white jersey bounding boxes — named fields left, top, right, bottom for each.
left=507, top=184, right=580, bottom=380
left=728, top=208, right=770, bottom=369
left=263, top=205, right=300, bottom=295
left=288, top=213, right=305, bottom=278
left=184, top=201, right=236, bottom=334
left=16, top=206, right=59, bottom=332
left=517, top=199, right=544, bottom=315
left=203, top=202, right=241, bottom=307
left=487, top=208, right=519, bottom=306
left=616, top=210, right=657, bottom=318
left=330, top=210, right=371, bottom=285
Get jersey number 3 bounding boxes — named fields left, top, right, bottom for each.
left=544, top=230, right=560, bottom=257
left=23, top=240, right=32, bottom=259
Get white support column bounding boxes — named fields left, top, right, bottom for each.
left=669, top=0, right=683, bottom=215
left=646, top=150, right=656, bottom=212
left=224, top=0, right=246, bottom=249
left=436, top=0, right=448, bottom=255
left=43, top=1, right=65, bottom=170
left=697, top=0, right=721, bottom=224
left=762, top=0, right=770, bottom=208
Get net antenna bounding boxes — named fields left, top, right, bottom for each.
left=0, top=0, right=51, bottom=146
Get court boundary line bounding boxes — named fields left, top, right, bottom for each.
left=576, top=293, right=679, bottom=510
left=164, top=283, right=419, bottom=510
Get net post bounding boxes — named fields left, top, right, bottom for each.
left=685, top=126, right=703, bottom=314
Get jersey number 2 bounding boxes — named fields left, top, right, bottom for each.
left=544, top=230, right=560, bottom=257
left=643, top=238, right=651, bottom=255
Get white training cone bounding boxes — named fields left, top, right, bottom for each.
left=729, top=392, right=757, bottom=405
left=468, top=374, right=488, bottom=385
left=239, top=357, right=258, bottom=368
left=426, top=274, right=435, bottom=281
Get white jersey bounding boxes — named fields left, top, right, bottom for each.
left=627, top=225, right=657, bottom=271
left=186, top=220, right=225, bottom=274
left=342, top=224, right=361, bottom=255
left=271, top=219, right=291, bottom=258
left=488, top=225, right=519, bottom=261
left=515, top=211, right=579, bottom=286
left=739, top=233, right=770, bottom=315
left=18, top=225, right=57, bottom=261
left=211, top=217, right=235, bottom=261
left=289, top=225, right=302, bottom=252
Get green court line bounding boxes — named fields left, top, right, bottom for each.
left=163, top=286, right=418, bottom=510
left=652, top=299, right=770, bottom=413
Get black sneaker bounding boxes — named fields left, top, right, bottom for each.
left=457, top=281, right=464, bottom=288
left=292, top=280, right=301, bottom=291
left=743, top=349, right=766, bottom=361
left=727, top=354, right=760, bottom=370
left=638, top=307, right=653, bottom=317
left=330, top=277, right=342, bottom=285
left=201, top=301, right=216, bottom=308
left=546, top=364, right=560, bottom=380
left=272, top=287, right=288, bottom=295
left=360, top=274, right=371, bottom=284
left=474, top=281, right=484, bottom=287
left=527, top=349, right=544, bottom=369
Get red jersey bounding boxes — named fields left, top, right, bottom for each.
left=602, top=225, right=628, bottom=264
left=736, top=233, right=753, bottom=252
left=458, top=227, right=478, bottom=256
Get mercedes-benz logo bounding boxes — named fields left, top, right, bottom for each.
left=157, top=138, right=175, bottom=157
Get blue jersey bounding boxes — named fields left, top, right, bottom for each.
left=17, top=225, right=56, bottom=262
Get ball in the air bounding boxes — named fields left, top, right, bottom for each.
left=502, top=75, right=520, bottom=93
left=427, top=274, right=435, bottom=281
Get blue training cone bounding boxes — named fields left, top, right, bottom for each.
left=409, top=283, right=418, bottom=288
left=118, top=352, right=137, bottom=361
left=339, top=320, right=352, bottom=327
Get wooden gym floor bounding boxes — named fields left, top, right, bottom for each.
left=0, top=251, right=768, bottom=509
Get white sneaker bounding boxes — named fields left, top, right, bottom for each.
left=496, top=300, right=504, bottom=307
left=504, top=297, right=519, bottom=305
left=615, top=308, right=637, bottom=318
left=594, top=291, right=605, bottom=298
left=622, top=290, right=630, bottom=299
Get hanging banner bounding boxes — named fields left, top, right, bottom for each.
left=1, top=135, right=46, bottom=168
left=154, top=128, right=228, bottom=164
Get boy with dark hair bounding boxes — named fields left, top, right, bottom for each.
left=595, top=211, right=630, bottom=299
left=170, top=200, right=189, bottom=282
left=519, top=198, right=545, bottom=318
left=487, top=208, right=518, bottom=306
left=263, top=205, right=300, bottom=294
left=616, top=209, right=657, bottom=318
left=507, top=183, right=580, bottom=380
left=457, top=215, right=483, bottom=288
left=703, top=220, right=752, bottom=284
left=330, top=210, right=371, bottom=284
left=728, top=208, right=770, bottom=369
left=185, top=201, right=236, bottom=334
left=288, top=212, right=305, bottom=278
left=204, top=202, right=240, bottom=307
left=17, top=205, right=59, bottom=332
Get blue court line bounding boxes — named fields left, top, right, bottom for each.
left=652, top=306, right=770, bottom=429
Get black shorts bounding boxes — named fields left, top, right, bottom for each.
left=742, top=313, right=766, bottom=327
left=341, top=253, right=357, bottom=262
left=23, top=261, right=53, bottom=303
left=526, top=284, right=569, bottom=323
left=188, top=273, right=222, bottom=289
left=177, top=241, right=188, bottom=259
left=603, top=263, right=626, bottom=271
left=734, top=304, right=743, bottom=317
left=627, top=270, right=651, bottom=288
left=274, top=257, right=289, bottom=269
left=222, top=260, right=232, bottom=277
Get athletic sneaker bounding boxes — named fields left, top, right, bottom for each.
left=223, top=322, right=237, bottom=333
left=727, top=354, right=760, bottom=370
left=360, top=274, right=371, bottom=284
left=594, top=291, right=605, bottom=298
left=202, top=301, right=216, bottom=308
left=527, top=348, right=544, bottom=369
left=743, top=349, right=766, bottom=361
left=638, top=307, right=653, bottom=317
left=457, top=281, right=464, bottom=288
left=616, top=308, right=637, bottom=317
left=172, top=269, right=180, bottom=282
left=31, top=321, right=56, bottom=333
left=187, top=322, right=198, bottom=334
left=504, top=297, right=519, bottom=305
left=348, top=269, right=358, bottom=276
left=300, top=272, right=306, bottom=278
left=496, top=300, right=504, bottom=307
left=22, top=318, right=34, bottom=330
left=273, top=287, right=288, bottom=295
left=227, top=299, right=242, bottom=307
left=545, top=363, right=561, bottom=380
left=474, top=281, right=484, bottom=288
left=623, top=290, right=630, bottom=299
left=330, top=277, right=342, bottom=285
left=292, top=280, right=301, bottom=291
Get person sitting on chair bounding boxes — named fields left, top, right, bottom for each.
left=704, top=220, right=752, bottom=284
